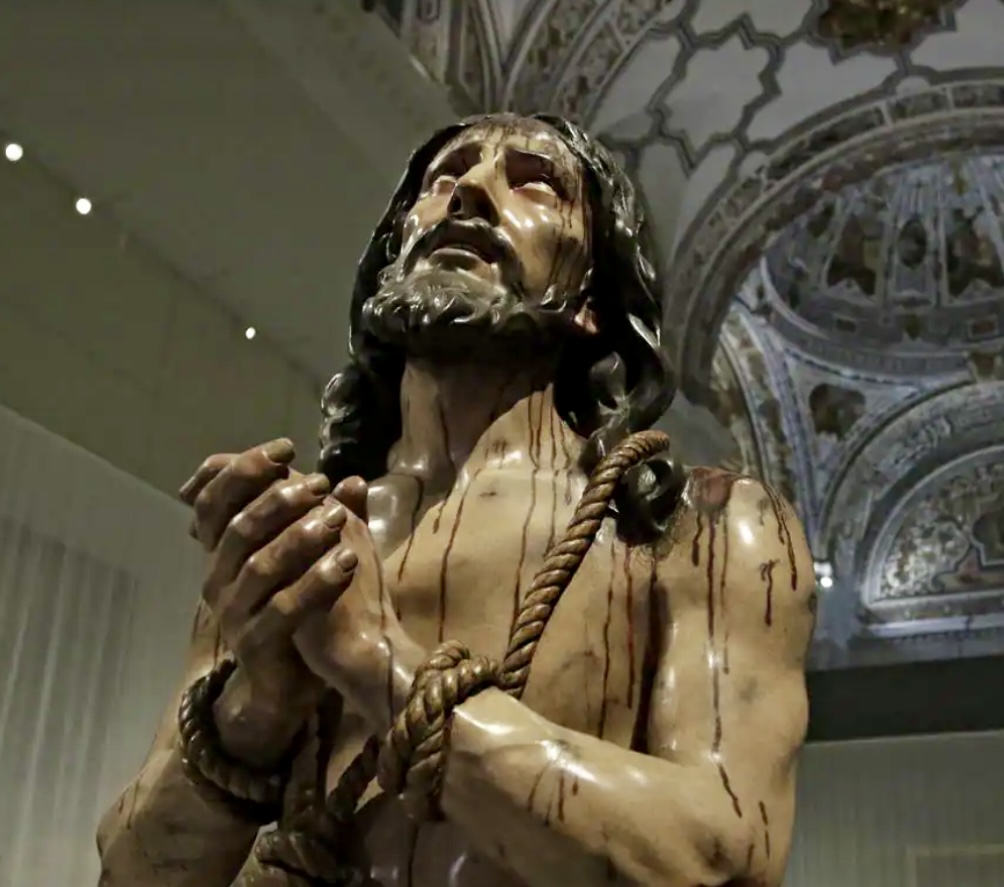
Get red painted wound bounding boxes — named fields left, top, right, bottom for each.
left=624, top=546, right=636, bottom=703
left=630, top=556, right=661, bottom=754
left=764, top=485, right=798, bottom=591
left=438, top=471, right=480, bottom=643
left=689, top=469, right=742, bottom=818
left=512, top=468, right=538, bottom=625
left=759, top=559, right=779, bottom=627
left=597, top=537, right=617, bottom=738
left=396, top=475, right=425, bottom=582
left=759, top=800, right=771, bottom=859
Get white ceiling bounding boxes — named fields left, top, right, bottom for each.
left=0, top=0, right=454, bottom=381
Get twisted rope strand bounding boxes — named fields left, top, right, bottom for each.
left=500, top=430, right=670, bottom=698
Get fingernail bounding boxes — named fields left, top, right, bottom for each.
left=264, top=438, right=295, bottom=461
left=178, top=477, right=195, bottom=499
left=323, top=503, right=346, bottom=528
left=336, top=548, right=358, bottom=570
left=306, top=473, right=330, bottom=494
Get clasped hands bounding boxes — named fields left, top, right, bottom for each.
left=179, top=438, right=408, bottom=754
left=180, top=438, right=505, bottom=821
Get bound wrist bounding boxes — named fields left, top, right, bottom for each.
left=212, top=668, right=308, bottom=769
left=178, top=659, right=303, bottom=825
left=340, top=628, right=425, bottom=732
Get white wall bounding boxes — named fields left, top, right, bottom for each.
left=0, top=404, right=202, bottom=887
left=788, top=732, right=1004, bottom=887
left=0, top=154, right=325, bottom=497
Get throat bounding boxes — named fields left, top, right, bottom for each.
left=386, top=359, right=581, bottom=490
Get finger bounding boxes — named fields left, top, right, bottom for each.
left=225, top=499, right=348, bottom=619
left=206, top=472, right=331, bottom=594
left=242, top=545, right=358, bottom=655
left=179, top=453, right=233, bottom=505
left=192, top=438, right=297, bottom=551
left=332, top=476, right=369, bottom=523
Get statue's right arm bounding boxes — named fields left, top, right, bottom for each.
left=96, top=601, right=258, bottom=887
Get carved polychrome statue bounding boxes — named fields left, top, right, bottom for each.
left=97, top=113, right=816, bottom=887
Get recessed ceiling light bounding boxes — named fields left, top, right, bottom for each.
left=244, top=326, right=257, bottom=340
left=4, top=143, right=23, bottom=162
left=75, top=197, right=92, bottom=215
left=813, top=560, right=835, bottom=590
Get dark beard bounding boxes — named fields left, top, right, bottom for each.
left=359, top=268, right=572, bottom=363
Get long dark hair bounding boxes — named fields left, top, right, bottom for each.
left=319, top=113, right=682, bottom=541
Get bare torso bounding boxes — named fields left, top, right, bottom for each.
left=101, top=396, right=807, bottom=887
left=303, top=436, right=651, bottom=887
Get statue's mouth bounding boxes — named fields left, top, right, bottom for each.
left=431, top=242, right=495, bottom=264
left=409, top=220, right=515, bottom=274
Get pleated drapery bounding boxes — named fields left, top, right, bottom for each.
left=0, top=404, right=203, bottom=887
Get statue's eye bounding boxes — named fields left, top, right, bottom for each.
left=426, top=155, right=470, bottom=192
left=507, top=154, right=569, bottom=200
left=427, top=170, right=457, bottom=192
left=515, top=172, right=557, bottom=193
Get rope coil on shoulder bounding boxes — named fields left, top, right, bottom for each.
left=254, top=429, right=673, bottom=885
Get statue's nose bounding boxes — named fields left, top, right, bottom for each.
left=448, top=175, right=500, bottom=226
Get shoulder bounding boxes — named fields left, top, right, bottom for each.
left=683, top=466, right=796, bottom=526
left=659, top=466, right=815, bottom=602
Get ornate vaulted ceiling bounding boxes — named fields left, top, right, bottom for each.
left=375, top=0, right=1004, bottom=670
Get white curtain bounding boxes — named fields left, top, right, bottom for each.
left=0, top=404, right=204, bottom=887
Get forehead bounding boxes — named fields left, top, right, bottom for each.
left=429, top=119, right=581, bottom=173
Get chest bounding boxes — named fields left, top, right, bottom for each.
left=383, top=469, right=658, bottom=745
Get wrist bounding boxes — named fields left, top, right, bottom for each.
left=376, top=645, right=506, bottom=821
left=360, top=627, right=425, bottom=726
left=317, top=627, right=422, bottom=736
left=212, top=668, right=308, bottom=769
left=178, top=659, right=298, bottom=824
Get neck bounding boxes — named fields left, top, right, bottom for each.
left=387, top=359, right=579, bottom=488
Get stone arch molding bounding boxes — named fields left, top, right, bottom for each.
left=500, top=0, right=1004, bottom=402
left=665, top=78, right=1004, bottom=403
left=502, top=0, right=972, bottom=124
left=396, top=0, right=505, bottom=111
left=823, top=381, right=1004, bottom=637
left=862, top=445, right=1004, bottom=637
left=502, top=0, right=685, bottom=119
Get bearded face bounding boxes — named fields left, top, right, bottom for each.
left=359, top=118, right=598, bottom=363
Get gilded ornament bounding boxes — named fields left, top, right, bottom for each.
left=817, top=0, right=955, bottom=49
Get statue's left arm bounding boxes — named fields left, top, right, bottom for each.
left=437, top=473, right=815, bottom=887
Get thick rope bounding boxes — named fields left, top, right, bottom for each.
left=256, top=429, right=672, bottom=885
left=179, top=658, right=301, bottom=823
left=500, top=430, right=671, bottom=699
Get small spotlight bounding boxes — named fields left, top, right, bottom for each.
left=5, top=143, right=23, bottom=162
left=244, top=326, right=257, bottom=340
left=814, top=560, right=834, bottom=590
left=75, top=197, right=92, bottom=216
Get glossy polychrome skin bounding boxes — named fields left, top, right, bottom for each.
left=96, top=114, right=815, bottom=887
